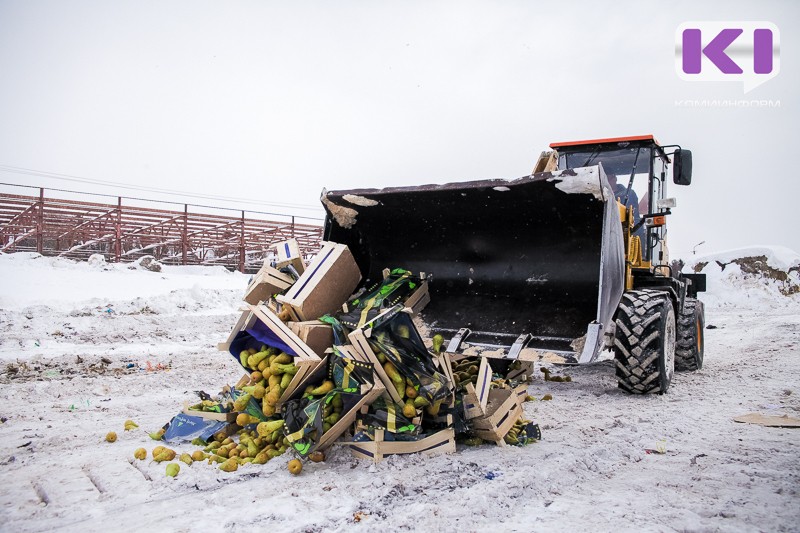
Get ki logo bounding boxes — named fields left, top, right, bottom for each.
left=676, top=22, right=780, bottom=93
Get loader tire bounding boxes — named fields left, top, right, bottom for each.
left=613, top=290, right=676, bottom=395
left=675, top=298, right=704, bottom=371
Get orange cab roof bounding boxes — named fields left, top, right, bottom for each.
left=549, top=135, right=660, bottom=149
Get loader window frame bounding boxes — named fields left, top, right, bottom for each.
left=558, top=145, right=652, bottom=178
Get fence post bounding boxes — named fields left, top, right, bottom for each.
left=182, top=204, right=188, bottom=265
left=239, top=210, right=245, bottom=272
left=115, top=197, right=122, bottom=262
left=36, top=188, right=44, bottom=254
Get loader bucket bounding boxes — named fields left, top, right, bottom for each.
left=321, top=165, right=625, bottom=363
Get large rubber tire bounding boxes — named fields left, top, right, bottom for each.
left=614, top=290, right=676, bottom=394
left=675, top=298, right=705, bottom=371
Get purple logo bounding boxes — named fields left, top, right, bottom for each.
left=676, top=22, right=780, bottom=93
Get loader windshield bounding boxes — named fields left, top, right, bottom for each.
left=559, top=146, right=651, bottom=177
left=559, top=145, right=651, bottom=216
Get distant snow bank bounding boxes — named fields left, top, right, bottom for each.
left=682, top=245, right=800, bottom=309
left=0, top=252, right=249, bottom=312
left=2, top=246, right=798, bottom=315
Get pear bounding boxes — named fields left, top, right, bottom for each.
left=179, top=453, right=193, bottom=466
left=236, top=413, right=260, bottom=427
left=191, top=450, right=206, bottom=462
left=287, top=459, right=302, bottom=475
left=165, top=463, right=180, bottom=477
left=133, top=447, right=146, bottom=460
left=123, top=420, right=139, bottom=431
left=309, top=380, right=334, bottom=396
left=105, top=431, right=117, bottom=443
left=308, top=451, right=325, bottom=463
left=432, top=334, right=444, bottom=354
left=219, top=458, right=238, bottom=472
left=154, top=448, right=176, bottom=462
left=256, top=420, right=284, bottom=437
left=233, top=393, right=252, bottom=412
left=402, top=400, right=416, bottom=419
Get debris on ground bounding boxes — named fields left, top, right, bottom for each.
left=141, top=239, right=542, bottom=472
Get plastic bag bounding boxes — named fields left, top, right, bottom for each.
left=367, top=307, right=450, bottom=404
left=358, top=396, right=419, bottom=436
left=282, top=348, right=375, bottom=456
left=338, top=269, right=422, bottom=329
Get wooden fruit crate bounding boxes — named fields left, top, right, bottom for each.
left=470, top=385, right=525, bottom=446
left=343, top=427, right=456, bottom=463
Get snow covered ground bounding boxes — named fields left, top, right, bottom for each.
left=0, top=249, right=798, bottom=533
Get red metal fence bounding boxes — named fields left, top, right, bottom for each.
left=0, top=184, right=324, bottom=273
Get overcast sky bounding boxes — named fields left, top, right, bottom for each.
left=0, top=0, right=797, bottom=258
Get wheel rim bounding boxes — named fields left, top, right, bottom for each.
left=664, top=306, right=676, bottom=384
left=696, top=316, right=703, bottom=354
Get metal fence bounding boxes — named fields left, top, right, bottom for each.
left=0, top=183, right=324, bottom=273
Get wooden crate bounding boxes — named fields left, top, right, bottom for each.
left=471, top=386, right=525, bottom=446
left=375, top=268, right=430, bottom=316
left=243, top=265, right=294, bottom=305
left=282, top=354, right=386, bottom=453
left=274, top=238, right=305, bottom=275
left=288, top=320, right=334, bottom=358
left=276, top=241, right=361, bottom=321
left=181, top=402, right=237, bottom=423
left=343, top=427, right=456, bottom=463
left=506, top=360, right=535, bottom=383
left=404, top=281, right=431, bottom=316
left=217, top=304, right=321, bottom=362
left=455, top=357, right=492, bottom=419
left=347, top=306, right=421, bottom=404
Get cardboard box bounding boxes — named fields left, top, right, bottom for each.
left=243, top=266, right=294, bottom=305
left=288, top=320, right=334, bottom=358
left=343, top=427, right=456, bottom=463
left=274, top=238, right=305, bottom=275
left=276, top=241, right=362, bottom=321
left=471, top=385, right=525, bottom=446
left=283, top=353, right=385, bottom=454
left=217, top=304, right=321, bottom=363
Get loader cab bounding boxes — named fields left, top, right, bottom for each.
left=550, top=135, right=674, bottom=266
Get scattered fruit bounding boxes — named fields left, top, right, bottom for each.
left=105, top=431, right=117, bottom=443
left=165, top=463, right=180, bottom=477
left=219, top=458, right=238, bottom=472
left=133, top=447, right=147, bottom=460
left=308, top=451, right=325, bottom=463
left=287, top=458, right=302, bottom=475
left=432, top=334, right=444, bottom=354
left=123, top=420, right=139, bottom=431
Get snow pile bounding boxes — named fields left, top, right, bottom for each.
left=0, top=252, right=249, bottom=313
left=682, top=246, right=800, bottom=309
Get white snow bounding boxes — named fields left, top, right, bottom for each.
left=548, top=167, right=605, bottom=201
left=0, top=248, right=798, bottom=532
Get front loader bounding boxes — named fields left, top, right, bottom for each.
left=321, top=135, right=705, bottom=394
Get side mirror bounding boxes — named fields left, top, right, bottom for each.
left=673, top=149, right=692, bottom=185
